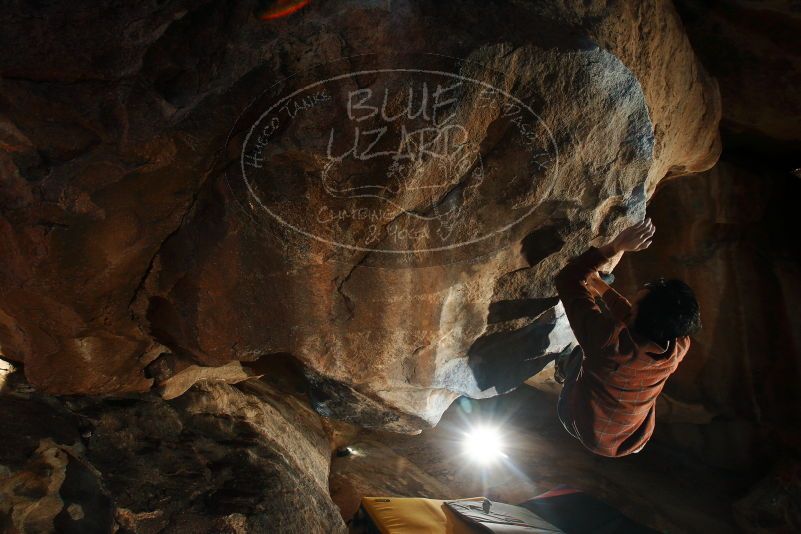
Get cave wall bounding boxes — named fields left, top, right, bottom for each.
left=0, top=0, right=720, bottom=432
left=674, top=0, right=801, bottom=150
left=617, top=160, right=801, bottom=468
left=615, top=2, right=801, bottom=528
left=613, top=0, right=801, bottom=467
left=1, top=0, right=799, bottom=532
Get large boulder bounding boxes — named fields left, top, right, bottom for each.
left=0, top=361, right=346, bottom=533
left=0, top=0, right=720, bottom=430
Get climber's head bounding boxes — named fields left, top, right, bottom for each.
left=629, top=278, right=701, bottom=346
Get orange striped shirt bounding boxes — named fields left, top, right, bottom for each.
left=555, top=247, right=690, bottom=457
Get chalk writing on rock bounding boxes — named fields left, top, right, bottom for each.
left=229, top=55, right=559, bottom=267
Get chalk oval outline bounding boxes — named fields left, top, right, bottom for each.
left=237, top=61, right=560, bottom=255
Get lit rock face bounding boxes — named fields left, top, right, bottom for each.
left=0, top=363, right=346, bottom=533
left=0, top=1, right=719, bottom=431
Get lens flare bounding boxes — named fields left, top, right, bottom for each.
left=258, top=0, right=311, bottom=21
left=462, top=426, right=506, bottom=464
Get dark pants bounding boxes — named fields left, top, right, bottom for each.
left=557, top=345, right=583, bottom=440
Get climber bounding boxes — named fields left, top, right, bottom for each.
left=553, top=219, right=700, bottom=458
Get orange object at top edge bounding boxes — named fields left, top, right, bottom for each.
left=258, top=0, right=311, bottom=20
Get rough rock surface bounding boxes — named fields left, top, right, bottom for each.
left=0, top=361, right=346, bottom=533
left=0, top=1, right=720, bottom=430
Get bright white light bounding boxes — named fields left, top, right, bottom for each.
left=462, top=426, right=506, bottom=464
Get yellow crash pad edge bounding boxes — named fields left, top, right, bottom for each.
left=361, top=496, right=486, bottom=534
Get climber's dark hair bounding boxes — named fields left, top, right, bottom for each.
left=633, top=278, right=701, bottom=345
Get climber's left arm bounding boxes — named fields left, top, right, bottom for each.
left=555, top=219, right=655, bottom=354
left=588, top=274, right=632, bottom=322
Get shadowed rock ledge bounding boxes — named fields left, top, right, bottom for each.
left=0, top=361, right=347, bottom=533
